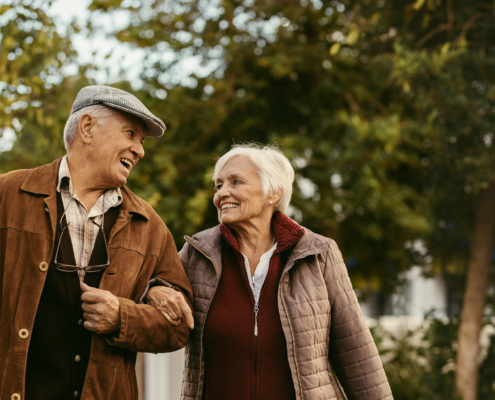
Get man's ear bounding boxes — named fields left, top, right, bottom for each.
left=78, top=113, right=97, bottom=145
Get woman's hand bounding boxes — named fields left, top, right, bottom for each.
left=147, top=286, right=194, bottom=329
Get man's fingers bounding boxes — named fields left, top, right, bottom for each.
left=81, top=291, right=102, bottom=304
left=83, top=312, right=95, bottom=321
left=81, top=302, right=98, bottom=313
left=81, top=283, right=98, bottom=293
left=83, top=320, right=95, bottom=331
left=178, top=296, right=194, bottom=329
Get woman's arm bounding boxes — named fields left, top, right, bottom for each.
left=322, top=240, right=393, bottom=400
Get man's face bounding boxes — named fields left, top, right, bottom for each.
left=89, top=111, right=146, bottom=189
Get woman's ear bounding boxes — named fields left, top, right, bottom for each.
left=270, top=190, right=283, bottom=206
left=78, top=113, right=97, bottom=145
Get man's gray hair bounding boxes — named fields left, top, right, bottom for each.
left=213, top=143, right=294, bottom=213
left=63, top=104, right=117, bottom=151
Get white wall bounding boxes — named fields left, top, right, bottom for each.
left=144, top=349, right=185, bottom=400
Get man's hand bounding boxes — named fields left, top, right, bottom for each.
left=80, top=283, right=121, bottom=334
left=147, top=286, right=194, bottom=329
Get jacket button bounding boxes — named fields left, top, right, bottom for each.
left=74, top=391, right=79, bottom=398
left=19, top=329, right=29, bottom=339
left=75, top=355, right=81, bottom=362
left=11, top=394, right=21, bottom=400
left=39, top=262, right=48, bottom=272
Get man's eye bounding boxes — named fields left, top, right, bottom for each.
left=233, top=179, right=240, bottom=184
left=128, top=130, right=135, bottom=136
left=216, top=184, right=223, bottom=190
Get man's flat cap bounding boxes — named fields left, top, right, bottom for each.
left=71, top=85, right=165, bottom=137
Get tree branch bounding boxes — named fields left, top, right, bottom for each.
left=452, top=13, right=486, bottom=46
left=416, top=23, right=453, bottom=49
left=447, top=0, right=454, bottom=25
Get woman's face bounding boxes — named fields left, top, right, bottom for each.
left=213, top=156, right=272, bottom=227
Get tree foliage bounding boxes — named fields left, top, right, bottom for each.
left=3, top=0, right=495, bottom=398
left=3, top=0, right=495, bottom=294
left=0, top=0, right=91, bottom=170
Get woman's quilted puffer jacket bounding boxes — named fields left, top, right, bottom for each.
left=179, top=223, right=393, bottom=400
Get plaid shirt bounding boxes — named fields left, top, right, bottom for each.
left=57, top=156, right=123, bottom=280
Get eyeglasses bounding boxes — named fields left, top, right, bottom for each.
left=54, top=193, right=110, bottom=284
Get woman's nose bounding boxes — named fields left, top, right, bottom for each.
left=217, top=185, right=230, bottom=198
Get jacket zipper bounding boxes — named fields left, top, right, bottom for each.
left=185, top=239, right=221, bottom=400
left=254, top=302, right=259, bottom=337
left=279, top=276, right=304, bottom=400
left=254, top=300, right=260, bottom=399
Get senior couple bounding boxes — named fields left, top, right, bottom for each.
left=0, top=85, right=392, bottom=400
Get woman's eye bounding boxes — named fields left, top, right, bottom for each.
left=128, top=130, right=135, bottom=137
left=233, top=179, right=240, bottom=184
left=216, top=184, right=223, bottom=190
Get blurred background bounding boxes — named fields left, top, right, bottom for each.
left=1, top=0, right=495, bottom=399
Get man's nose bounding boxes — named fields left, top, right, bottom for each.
left=131, top=142, right=145, bottom=159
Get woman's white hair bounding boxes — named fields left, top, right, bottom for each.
left=213, top=143, right=294, bottom=213
left=63, top=104, right=116, bottom=151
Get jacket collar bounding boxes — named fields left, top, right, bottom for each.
left=219, top=212, right=305, bottom=253
left=20, top=157, right=149, bottom=221
left=186, top=213, right=332, bottom=273
left=20, top=158, right=61, bottom=196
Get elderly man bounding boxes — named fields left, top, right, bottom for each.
left=0, top=85, right=193, bottom=400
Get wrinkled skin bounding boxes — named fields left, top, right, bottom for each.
left=147, top=156, right=280, bottom=324
left=73, top=110, right=147, bottom=333
left=147, top=286, right=194, bottom=328
left=213, top=156, right=275, bottom=231
left=80, top=283, right=121, bottom=334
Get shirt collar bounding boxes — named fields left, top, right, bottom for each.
left=56, top=155, right=123, bottom=207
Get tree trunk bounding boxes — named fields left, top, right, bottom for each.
left=456, top=185, right=495, bottom=400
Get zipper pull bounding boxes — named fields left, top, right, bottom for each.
left=254, top=302, right=259, bottom=337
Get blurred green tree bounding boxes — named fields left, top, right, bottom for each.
left=2, top=0, right=495, bottom=397
left=85, top=0, right=495, bottom=397
left=373, top=2, right=495, bottom=398
left=0, top=0, right=89, bottom=171
left=84, top=0, right=432, bottom=299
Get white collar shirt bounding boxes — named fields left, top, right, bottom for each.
left=56, top=156, right=123, bottom=280
left=241, top=242, right=278, bottom=304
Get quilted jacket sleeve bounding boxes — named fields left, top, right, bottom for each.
left=323, top=240, right=393, bottom=400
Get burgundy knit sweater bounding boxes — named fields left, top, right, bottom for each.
left=202, top=212, right=305, bottom=400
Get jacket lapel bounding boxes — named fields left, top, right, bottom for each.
left=20, top=158, right=63, bottom=244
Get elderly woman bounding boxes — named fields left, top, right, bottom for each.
left=147, top=144, right=392, bottom=400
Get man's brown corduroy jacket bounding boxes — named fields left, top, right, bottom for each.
left=180, top=223, right=393, bottom=400
left=0, top=158, right=193, bottom=400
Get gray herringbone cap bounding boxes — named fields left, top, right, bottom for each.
left=71, top=85, right=165, bottom=137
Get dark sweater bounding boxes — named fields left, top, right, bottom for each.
left=202, top=214, right=305, bottom=400
left=25, top=190, right=120, bottom=400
